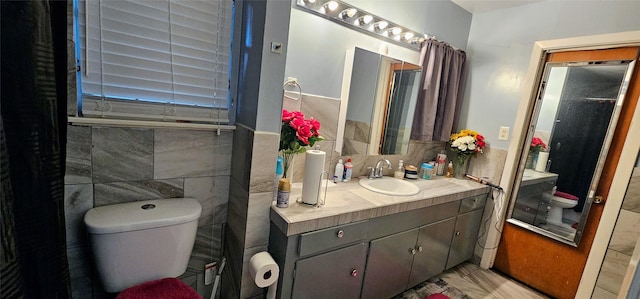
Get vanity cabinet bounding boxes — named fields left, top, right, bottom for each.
left=361, top=218, right=456, bottom=299
left=511, top=171, right=558, bottom=226
left=269, top=193, right=488, bottom=299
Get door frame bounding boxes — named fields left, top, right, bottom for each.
left=479, top=30, right=640, bottom=297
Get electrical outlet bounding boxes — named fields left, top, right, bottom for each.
left=205, top=262, right=216, bottom=286
left=498, top=126, right=510, bottom=141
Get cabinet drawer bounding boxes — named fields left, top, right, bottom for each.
left=459, top=195, right=487, bottom=214
left=298, top=221, right=368, bottom=257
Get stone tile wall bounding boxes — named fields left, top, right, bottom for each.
left=595, top=166, right=640, bottom=298
left=64, top=125, right=232, bottom=298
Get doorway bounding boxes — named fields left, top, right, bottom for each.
left=479, top=31, right=640, bottom=299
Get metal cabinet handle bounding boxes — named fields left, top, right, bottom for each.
left=455, top=231, right=461, bottom=236
left=337, top=230, right=344, bottom=238
left=416, top=246, right=423, bottom=252
left=351, top=269, right=357, bottom=277
left=410, top=248, right=417, bottom=255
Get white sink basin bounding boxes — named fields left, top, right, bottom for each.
left=358, top=177, right=420, bottom=196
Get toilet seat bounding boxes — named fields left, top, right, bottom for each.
left=115, top=278, right=201, bottom=299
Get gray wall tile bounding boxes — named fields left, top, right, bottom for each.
left=64, top=184, right=93, bottom=247
left=244, top=192, right=272, bottom=249
left=186, top=225, right=214, bottom=275
left=92, top=127, right=153, bottom=183
left=228, top=178, right=249, bottom=249
left=185, top=176, right=230, bottom=227
left=249, top=132, right=279, bottom=193
left=154, top=129, right=233, bottom=179
left=67, top=247, right=94, bottom=299
left=300, top=94, right=340, bottom=141
left=231, top=125, right=253, bottom=190
left=94, top=179, right=183, bottom=206
left=65, top=125, right=92, bottom=184
left=621, top=168, right=640, bottom=212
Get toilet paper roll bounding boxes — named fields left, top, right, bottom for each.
left=535, top=152, right=549, bottom=172
left=249, top=252, right=279, bottom=288
left=302, top=150, right=326, bottom=205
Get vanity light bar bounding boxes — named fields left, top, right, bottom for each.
left=295, top=0, right=424, bottom=50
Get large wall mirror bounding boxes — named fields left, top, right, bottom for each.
left=340, top=47, right=421, bottom=155
left=507, top=58, right=636, bottom=246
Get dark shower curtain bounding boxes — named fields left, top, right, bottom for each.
left=1, top=0, right=71, bottom=298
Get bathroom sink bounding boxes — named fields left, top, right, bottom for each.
left=358, top=177, right=420, bottom=196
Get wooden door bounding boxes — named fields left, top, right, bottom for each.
left=494, top=47, right=640, bottom=299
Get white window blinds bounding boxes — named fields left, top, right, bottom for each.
left=78, top=0, right=232, bottom=124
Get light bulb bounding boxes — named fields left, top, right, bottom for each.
left=374, top=21, right=388, bottom=30
left=403, top=32, right=415, bottom=40
left=325, top=1, right=338, bottom=11
left=390, top=27, right=402, bottom=35
left=339, top=8, right=357, bottom=19
left=361, top=15, right=373, bottom=24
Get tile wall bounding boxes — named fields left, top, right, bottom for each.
left=594, top=165, right=640, bottom=298
left=64, top=125, right=232, bottom=298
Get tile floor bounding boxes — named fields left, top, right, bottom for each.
left=435, top=262, right=550, bottom=299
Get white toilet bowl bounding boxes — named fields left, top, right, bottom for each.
left=543, top=192, right=578, bottom=226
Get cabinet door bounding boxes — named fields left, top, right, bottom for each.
left=291, top=243, right=367, bottom=299
left=408, top=217, right=456, bottom=288
left=361, top=228, right=419, bottom=299
left=446, top=208, right=484, bottom=269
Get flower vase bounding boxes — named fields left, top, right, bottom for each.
left=526, top=152, right=537, bottom=169
left=280, top=151, right=296, bottom=180
left=453, top=154, right=470, bottom=179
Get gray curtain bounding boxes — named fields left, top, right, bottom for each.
left=1, top=0, right=71, bottom=298
left=410, top=39, right=467, bottom=141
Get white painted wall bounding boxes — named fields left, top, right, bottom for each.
left=460, top=0, right=640, bottom=149
left=285, top=0, right=472, bottom=99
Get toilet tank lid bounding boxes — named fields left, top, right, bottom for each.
left=84, top=198, right=202, bottom=234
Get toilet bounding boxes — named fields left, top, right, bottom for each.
left=84, top=198, right=202, bottom=294
left=543, top=190, right=578, bottom=227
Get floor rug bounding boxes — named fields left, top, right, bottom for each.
left=393, top=277, right=472, bottom=299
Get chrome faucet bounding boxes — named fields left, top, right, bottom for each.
left=368, top=159, right=392, bottom=179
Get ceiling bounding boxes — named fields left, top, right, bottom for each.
left=451, top=0, right=544, bottom=13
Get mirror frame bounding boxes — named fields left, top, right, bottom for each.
left=505, top=59, right=636, bottom=246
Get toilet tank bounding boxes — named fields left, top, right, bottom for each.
left=84, top=198, right=201, bottom=293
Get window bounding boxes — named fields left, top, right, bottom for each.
left=76, top=0, right=233, bottom=125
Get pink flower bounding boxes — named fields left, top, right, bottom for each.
left=297, top=124, right=313, bottom=139
left=309, top=118, right=321, bottom=136
left=280, top=109, right=323, bottom=153
left=289, top=117, right=306, bottom=130
left=282, top=109, right=304, bottom=122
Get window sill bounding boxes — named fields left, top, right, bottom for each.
left=68, top=116, right=236, bottom=132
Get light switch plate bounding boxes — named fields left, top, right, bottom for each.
left=498, top=126, right=510, bottom=141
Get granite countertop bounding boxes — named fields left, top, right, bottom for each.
left=270, top=176, right=491, bottom=236
left=521, top=169, right=559, bottom=187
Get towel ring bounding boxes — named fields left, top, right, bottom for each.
left=283, top=79, right=302, bottom=101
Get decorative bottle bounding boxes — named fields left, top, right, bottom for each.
left=394, top=160, right=405, bottom=179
